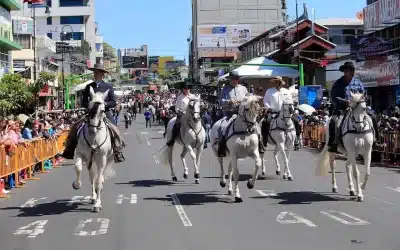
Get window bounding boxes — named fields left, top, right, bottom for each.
left=47, top=0, right=52, bottom=7
left=343, top=35, right=355, bottom=44
left=59, top=0, right=86, bottom=7
left=47, top=33, right=52, bottom=39
left=342, top=29, right=356, bottom=35
left=96, top=43, right=102, bottom=52
left=71, top=32, right=84, bottom=40
left=47, top=17, right=52, bottom=25
left=60, top=16, right=84, bottom=25
left=329, top=35, right=343, bottom=45
left=13, top=35, right=31, bottom=49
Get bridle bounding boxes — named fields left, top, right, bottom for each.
left=350, top=98, right=368, bottom=130
left=87, top=101, right=105, bottom=129
left=239, top=102, right=258, bottom=133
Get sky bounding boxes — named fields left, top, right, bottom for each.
left=95, top=0, right=366, bottom=61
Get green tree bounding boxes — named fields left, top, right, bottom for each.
left=0, top=74, right=32, bottom=112
left=103, top=42, right=116, bottom=60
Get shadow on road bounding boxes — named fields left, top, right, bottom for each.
left=203, top=174, right=280, bottom=181
left=1, top=199, right=91, bottom=217
left=250, top=191, right=348, bottom=205
left=143, top=191, right=231, bottom=206
left=114, top=179, right=193, bottom=187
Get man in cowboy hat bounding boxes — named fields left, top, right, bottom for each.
left=328, top=61, right=380, bottom=153
left=166, top=81, right=195, bottom=147
left=217, top=71, right=265, bottom=157
left=261, top=76, right=298, bottom=147
left=62, top=63, right=126, bottom=162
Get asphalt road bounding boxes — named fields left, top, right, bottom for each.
left=1, top=117, right=400, bottom=250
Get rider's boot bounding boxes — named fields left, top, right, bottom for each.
left=258, top=134, right=265, bottom=154
left=217, top=135, right=227, bottom=157
left=261, top=117, right=270, bottom=147
left=105, top=118, right=126, bottom=163
left=327, top=115, right=339, bottom=153
left=62, top=116, right=85, bottom=159
left=166, top=117, right=181, bottom=147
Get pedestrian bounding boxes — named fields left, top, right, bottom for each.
left=144, top=108, right=152, bottom=128
left=203, top=111, right=212, bottom=144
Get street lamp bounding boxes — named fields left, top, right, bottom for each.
left=31, top=1, right=51, bottom=81
left=60, top=25, right=74, bottom=110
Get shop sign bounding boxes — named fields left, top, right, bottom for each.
left=13, top=60, right=25, bottom=68
left=356, top=55, right=399, bottom=86
left=350, top=36, right=392, bottom=60
left=363, top=0, right=400, bottom=30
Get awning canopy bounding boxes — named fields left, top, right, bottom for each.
left=0, top=36, right=22, bottom=50
left=232, top=56, right=299, bottom=78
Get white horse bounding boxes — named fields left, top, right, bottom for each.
left=164, top=98, right=205, bottom=183
left=210, top=95, right=263, bottom=203
left=259, top=90, right=296, bottom=180
left=72, top=86, right=115, bottom=212
left=317, top=92, right=373, bottom=202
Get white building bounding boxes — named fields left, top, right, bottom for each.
left=14, top=0, right=96, bottom=72
left=95, top=22, right=103, bottom=64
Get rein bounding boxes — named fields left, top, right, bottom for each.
left=225, top=107, right=257, bottom=142
left=342, top=100, right=373, bottom=136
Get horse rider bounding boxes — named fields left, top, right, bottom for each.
left=327, top=61, right=380, bottom=153
left=62, top=63, right=126, bottom=163
left=217, top=71, right=265, bottom=157
left=166, top=82, right=195, bottom=147
left=261, top=77, right=299, bottom=147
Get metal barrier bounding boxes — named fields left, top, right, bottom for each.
left=0, top=131, right=68, bottom=197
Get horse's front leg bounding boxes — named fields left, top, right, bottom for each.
left=191, top=146, right=203, bottom=184
left=89, top=164, right=96, bottom=204
left=180, top=146, right=190, bottom=180
left=93, top=155, right=107, bottom=212
left=330, top=153, right=338, bottom=193
left=72, top=155, right=83, bottom=190
left=283, top=134, right=295, bottom=181
left=247, top=151, right=261, bottom=189
left=227, top=161, right=233, bottom=195
left=167, top=146, right=177, bottom=181
left=273, top=145, right=281, bottom=176
left=216, top=157, right=227, bottom=187
left=260, top=153, right=266, bottom=176
left=361, top=149, right=372, bottom=190
left=231, top=157, right=242, bottom=203
left=345, top=159, right=356, bottom=197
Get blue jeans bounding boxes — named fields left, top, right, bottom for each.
left=205, top=124, right=211, bottom=143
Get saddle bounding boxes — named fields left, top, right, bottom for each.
left=336, top=111, right=375, bottom=148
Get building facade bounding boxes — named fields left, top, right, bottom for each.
left=15, top=0, right=96, bottom=73
left=191, top=0, right=287, bottom=83
left=118, top=45, right=148, bottom=78
left=0, top=0, right=22, bottom=79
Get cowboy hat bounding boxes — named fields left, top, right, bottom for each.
left=339, top=61, right=355, bottom=72
left=227, top=71, right=240, bottom=80
left=273, top=76, right=286, bottom=86
left=88, top=63, right=109, bottom=73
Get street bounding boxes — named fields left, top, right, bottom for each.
left=1, top=118, right=400, bottom=250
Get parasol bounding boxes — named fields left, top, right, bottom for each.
left=298, top=104, right=316, bottom=115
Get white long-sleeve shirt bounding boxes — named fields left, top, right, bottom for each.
left=263, top=87, right=293, bottom=111
left=176, top=93, right=195, bottom=114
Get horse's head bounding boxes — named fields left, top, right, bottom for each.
left=88, top=86, right=109, bottom=132
left=186, top=97, right=201, bottom=124
left=280, top=89, right=294, bottom=122
left=239, top=94, right=262, bottom=125
left=348, top=92, right=367, bottom=131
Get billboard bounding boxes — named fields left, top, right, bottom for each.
left=299, top=86, right=323, bottom=108
left=122, top=56, right=148, bottom=69
left=13, top=20, right=34, bottom=35
left=197, top=25, right=251, bottom=48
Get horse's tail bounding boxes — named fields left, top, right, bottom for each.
left=315, top=141, right=331, bottom=177
left=155, top=145, right=170, bottom=165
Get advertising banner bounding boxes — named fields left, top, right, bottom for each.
left=197, top=24, right=251, bottom=48
left=299, top=85, right=323, bottom=108
left=122, top=56, right=148, bottom=69
left=363, top=0, right=400, bottom=31
left=13, top=20, right=34, bottom=35
left=355, top=55, right=399, bottom=87
left=350, top=36, right=392, bottom=60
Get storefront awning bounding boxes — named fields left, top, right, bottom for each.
left=0, top=36, right=22, bottom=50
left=1, top=0, right=21, bottom=10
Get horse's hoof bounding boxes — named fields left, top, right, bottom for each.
left=228, top=190, right=233, bottom=196
left=262, top=171, right=266, bottom=176
left=72, top=182, right=80, bottom=190
left=93, top=206, right=101, bottom=213
left=276, top=170, right=280, bottom=176
left=332, top=187, right=338, bottom=193
left=247, top=180, right=254, bottom=189
left=172, top=176, right=178, bottom=182
left=349, top=190, right=356, bottom=196
left=288, top=176, right=293, bottom=181
left=220, top=181, right=226, bottom=188
left=283, top=175, right=287, bottom=180
left=234, top=197, right=243, bottom=203
left=194, top=173, right=200, bottom=179
left=195, top=179, right=200, bottom=184
left=183, top=173, right=188, bottom=179
left=357, top=196, right=363, bottom=202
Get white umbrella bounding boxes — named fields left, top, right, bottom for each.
left=298, top=104, right=316, bottom=115
left=233, top=57, right=298, bottom=78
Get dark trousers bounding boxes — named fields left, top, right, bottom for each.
left=261, top=116, right=299, bottom=146
left=171, top=115, right=182, bottom=140
left=146, top=118, right=151, bottom=128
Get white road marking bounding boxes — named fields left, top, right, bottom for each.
left=170, top=193, right=192, bottom=227
left=276, top=211, right=317, bottom=227
left=74, top=218, right=110, bottom=236
left=255, top=190, right=277, bottom=197
left=158, top=131, right=164, bottom=134
left=386, top=186, right=400, bottom=193
left=320, top=210, right=369, bottom=225
left=238, top=159, right=244, bottom=161
left=364, top=194, right=394, bottom=205
left=153, top=155, right=160, bottom=164
left=67, top=196, right=91, bottom=206
left=14, top=220, right=48, bottom=238
left=20, top=197, right=47, bottom=208
left=116, top=194, right=137, bottom=204
left=140, top=132, right=149, bottom=134
left=124, top=132, right=132, bottom=135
